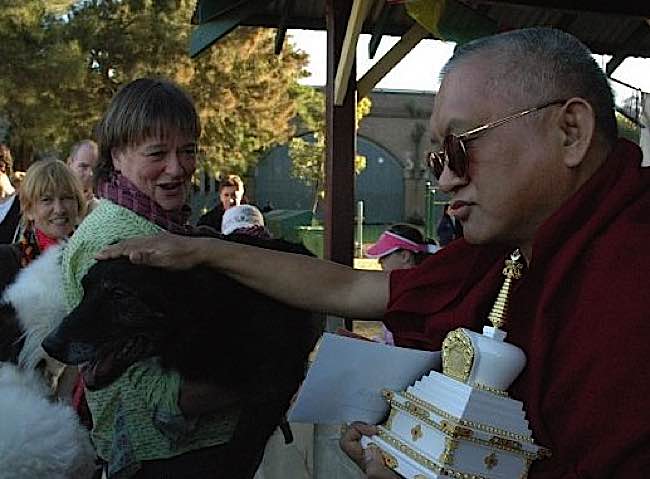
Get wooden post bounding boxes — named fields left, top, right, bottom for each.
left=325, top=0, right=356, bottom=331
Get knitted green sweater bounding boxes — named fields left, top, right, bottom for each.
left=62, top=200, right=238, bottom=478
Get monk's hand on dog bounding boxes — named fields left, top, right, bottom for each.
left=96, top=233, right=202, bottom=270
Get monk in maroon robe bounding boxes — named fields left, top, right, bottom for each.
left=96, top=28, right=649, bottom=478
left=385, top=138, right=650, bottom=477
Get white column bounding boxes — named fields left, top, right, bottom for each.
left=640, top=92, right=649, bottom=167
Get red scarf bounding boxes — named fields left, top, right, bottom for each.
left=97, top=173, right=194, bottom=235
left=35, top=228, right=59, bottom=252
left=17, top=225, right=52, bottom=268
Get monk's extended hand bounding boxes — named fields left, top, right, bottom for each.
left=96, top=233, right=204, bottom=270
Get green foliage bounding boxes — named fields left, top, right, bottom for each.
left=0, top=0, right=86, bottom=167
left=193, top=26, right=309, bottom=176
left=616, top=112, right=640, bottom=144
left=0, top=0, right=309, bottom=174
left=288, top=89, right=371, bottom=212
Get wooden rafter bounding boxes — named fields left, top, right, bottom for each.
left=334, top=0, right=375, bottom=105
left=606, top=19, right=650, bottom=76
left=368, top=2, right=397, bottom=59
left=274, top=0, right=295, bottom=54
left=357, top=22, right=430, bottom=99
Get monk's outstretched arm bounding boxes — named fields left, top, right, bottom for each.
left=97, top=233, right=390, bottom=319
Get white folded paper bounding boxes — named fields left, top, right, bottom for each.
left=288, top=333, right=440, bottom=425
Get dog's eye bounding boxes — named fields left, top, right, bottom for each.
left=110, top=286, right=132, bottom=299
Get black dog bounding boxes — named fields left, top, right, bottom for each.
left=43, top=235, right=321, bottom=477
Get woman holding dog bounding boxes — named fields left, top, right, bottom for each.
left=60, top=78, right=248, bottom=478
left=0, top=159, right=85, bottom=293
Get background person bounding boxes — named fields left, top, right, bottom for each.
left=0, top=171, right=20, bottom=244
left=435, top=203, right=463, bottom=246
left=0, top=144, right=21, bottom=243
left=0, top=159, right=87, bottom=423
left=0, top=159, right=85, bottom=292
left=221, top=203, right=269, bottom=238
left=67, top=139, right=100, bottom=212
left=97, top=28, right=650, bottom=478
left=366, top=224, right=438, bottom=272
left=197, top=174, right=247, bottom=232
left=365, top=224, right=438, bottom=344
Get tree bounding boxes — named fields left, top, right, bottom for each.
left=59, top=0, right=310, bottom=176
left=191, top=27, right=309, bottom=176
left=0, top=0, right=85, bottom=168
left=288, top=85, right=371, bottom=214
left=1, top=0, right=310, bottom=175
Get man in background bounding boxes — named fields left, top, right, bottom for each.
left=67, top=139, right=99, bottom=212
left=197, top=174, right=247, bottom=232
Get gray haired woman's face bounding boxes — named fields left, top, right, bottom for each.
left=111, top=130, right=197, bottom=212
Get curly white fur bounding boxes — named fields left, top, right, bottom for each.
left=2, top=244, right=68, bottom=376
left=0, top=363, right=96, bottom=479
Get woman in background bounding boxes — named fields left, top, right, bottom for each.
left=0, top=159, right=85, bottom=291
left=365, top=224, right=438, bottom=344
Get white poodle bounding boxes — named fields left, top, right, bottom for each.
left=0, top=363, right=97, bottom=479
left=0, top=245, right=97, bottom=478
left=2, top=244, right=69, bottom=383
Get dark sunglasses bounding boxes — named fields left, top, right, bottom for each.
left=426, top=99, right=567, bottom=180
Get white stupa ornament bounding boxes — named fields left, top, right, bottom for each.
left=362, top=250, right=550, bottom=479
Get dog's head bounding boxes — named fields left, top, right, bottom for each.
left=43, top=258, right=176, bottom=390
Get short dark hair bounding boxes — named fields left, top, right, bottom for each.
left=388, top=224, right=424, bottom=244
left=95, top=78, right=200, bottom=184
left=219, top=174, right=244, bottom=192
left=441, top=28, right=617, bottom=146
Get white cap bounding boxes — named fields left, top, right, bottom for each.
left=221, top=204, right=265, bottom=235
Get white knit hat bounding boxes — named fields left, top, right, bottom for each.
left=221, top=204, right=265, bottom=235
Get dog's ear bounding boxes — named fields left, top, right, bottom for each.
left=0, top=302, right=24, bottom=363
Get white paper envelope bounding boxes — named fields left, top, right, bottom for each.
left=288, top=333, right=440, bottom=425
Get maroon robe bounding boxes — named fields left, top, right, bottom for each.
left=385, top=139, right=650, bottom=478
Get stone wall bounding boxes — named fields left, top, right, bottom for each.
left=359, top=89, right=435, bottom=222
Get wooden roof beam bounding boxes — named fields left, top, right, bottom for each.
left=368, top=2, right=397, bottom=59
left=274, top=0, right=295, bottom=54
left=606, top=19, right=650, bottom=76
left=358, top=22, right=430, bottom=99
left=334, top=0, right=375, bottom=105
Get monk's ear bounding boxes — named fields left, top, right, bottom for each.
left=556, top=97, right=595, bottom=168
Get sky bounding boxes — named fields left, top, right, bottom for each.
left=287, top=29, right=650, bottom=95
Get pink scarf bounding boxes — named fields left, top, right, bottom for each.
left=97, top=173, right=194, bottom=235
